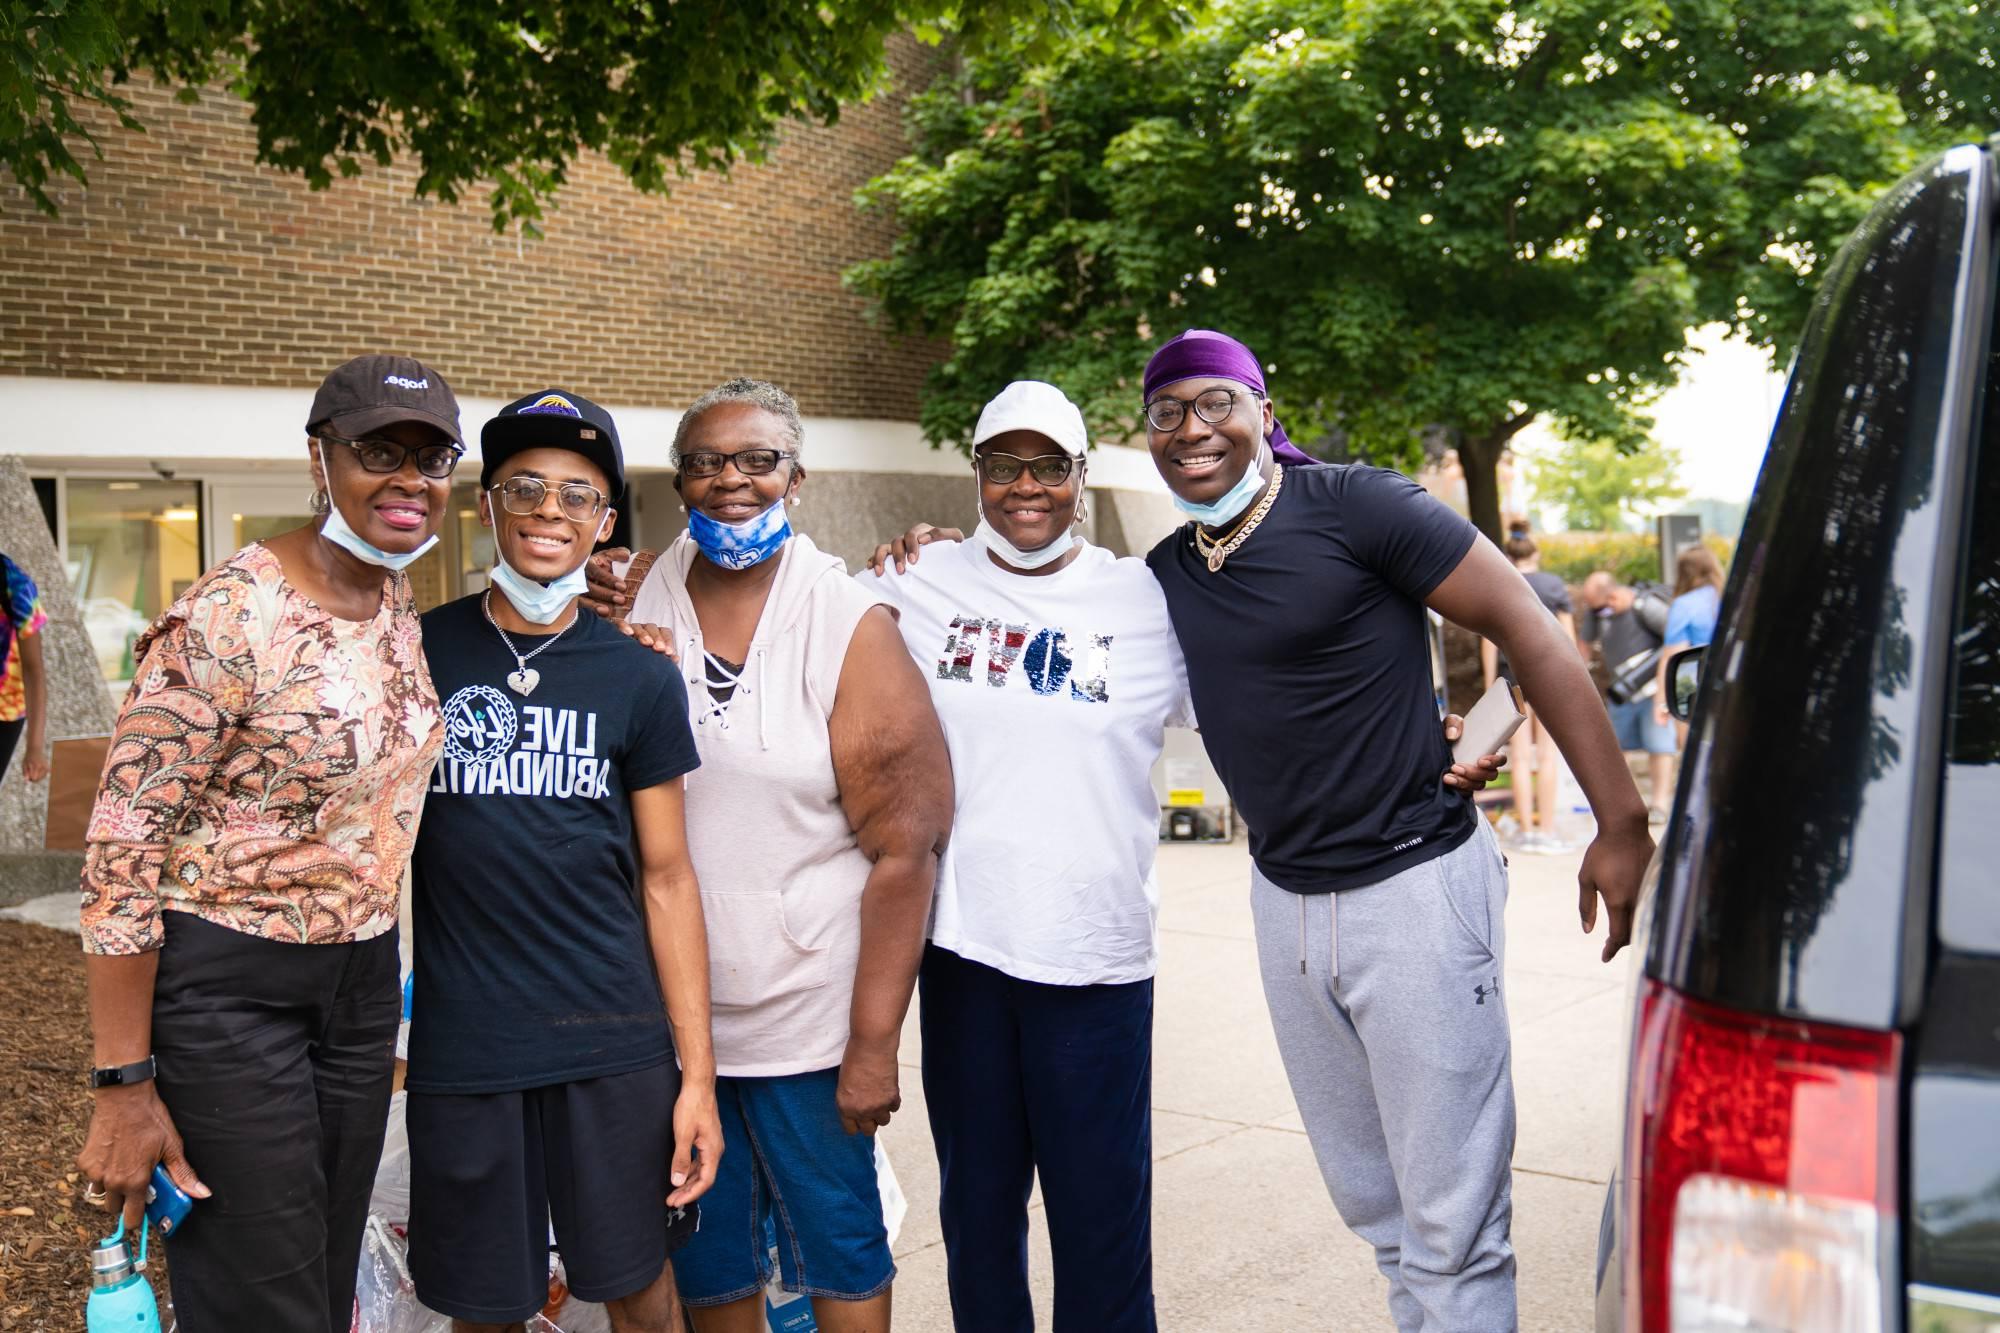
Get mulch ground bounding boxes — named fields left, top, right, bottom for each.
left=0, top=920, right=168, bottom=1332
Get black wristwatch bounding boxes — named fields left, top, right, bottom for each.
left=87, top=1056, right=156, bottom=1090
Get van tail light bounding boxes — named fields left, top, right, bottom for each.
left=1625, top=979, right=1899, bottom=1332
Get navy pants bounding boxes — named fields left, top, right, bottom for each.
left=918, top=943, right=1157, bottom=1333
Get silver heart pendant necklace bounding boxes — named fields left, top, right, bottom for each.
left=482, top=591, right=576, bottom=697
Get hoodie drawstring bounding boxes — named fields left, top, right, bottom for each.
left=689, top=641, right=770, bottom=751
left=754, top=645, right=770, bottom=750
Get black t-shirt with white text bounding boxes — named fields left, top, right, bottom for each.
left=406, top=596, right=700, bottom=1093
left=1147, top=464, right=1481, bottom=893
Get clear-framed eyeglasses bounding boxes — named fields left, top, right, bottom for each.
left=674, top=448, right=796, bottom=479
left=1144, top=388, right=1260, bottom=434
left=320, top=431, right=463, bottom=479
left=490, top=476, right=610, bottom=522
left=974, top=452, right=1078, bottom=486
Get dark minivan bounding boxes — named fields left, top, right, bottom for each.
left=1595, top=140, right=2000, bottom=1330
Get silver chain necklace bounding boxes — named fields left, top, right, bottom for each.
left=482, top=591, right=576, bottom=696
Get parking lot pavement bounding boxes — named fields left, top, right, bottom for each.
left=884, top=834, right=1628, bottom=1331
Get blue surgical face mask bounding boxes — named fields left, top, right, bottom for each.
left=1172, top=444, right=1272, bottom=527
left=488, top=554, right=589, bottom=625
left=688, top=496, right=792, bottom=571
left=316, top=444, right=438, bottom=571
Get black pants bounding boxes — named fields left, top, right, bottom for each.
left=152, top=913, right=401, bottom=1333
left=919, top=944, right=1157, bottom=1333
left=0, top=715, right=23, bottom=782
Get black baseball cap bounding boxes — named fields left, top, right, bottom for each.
left=306, top=354, right=463, bottom=443
left=481, top=389, right=626, bottom=499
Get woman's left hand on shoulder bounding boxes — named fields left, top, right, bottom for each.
left=617, top=621, right=677, bottom=662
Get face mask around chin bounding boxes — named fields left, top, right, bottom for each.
left=316, top=446, right=438, bottom=571
left=687, top=495, right=792, bottom=571
left=974, top=518, right=1075, bottom=570
left=488, top=553, right=590, bottom=625
left=1171, top=445, right=1271, bottom=526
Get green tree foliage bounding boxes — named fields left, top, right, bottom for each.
left=847, top=0, right=1994, bottom=540
left=2, top=0, right=1189, bottom=229
left=1528, top=434, right=1685, bottom=531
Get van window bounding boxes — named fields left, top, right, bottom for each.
left=1941, top=267, right=2000, bottom=952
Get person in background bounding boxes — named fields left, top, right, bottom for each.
left=0, top=551, right=50, bottom=784
left=76, top=355, right=460, bottom=1331
left=1576, top=570, right=1676, bottom=822
left=586, top=378, right=953, bottom=1333
left=1481, top=536, right=1579, bottom=850
left=1653, top=545, right=1726, bottom=744
left=403, top=388, right=720, bottom=1333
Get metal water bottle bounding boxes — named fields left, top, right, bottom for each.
left=86, top=1220, right=162, bottom=1332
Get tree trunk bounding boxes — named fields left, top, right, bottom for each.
left=1458, top=429, right=1510, bottom=548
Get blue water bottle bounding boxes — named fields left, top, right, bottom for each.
left=86, top=1218, right=162, bottom=1332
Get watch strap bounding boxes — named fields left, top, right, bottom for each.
left=88, top=1056, right=156, bottom=1089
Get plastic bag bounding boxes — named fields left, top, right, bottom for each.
left=875, top=1137, right=906, bottom=1251
left=352, top=1215, right=565, bottom=1333
left=370, top=1092, right=412, bottom=1228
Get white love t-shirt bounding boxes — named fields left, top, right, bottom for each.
left=860, top=538, right=1196, bottom=985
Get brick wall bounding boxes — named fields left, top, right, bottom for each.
left=0, top=40, right=946, bottom=420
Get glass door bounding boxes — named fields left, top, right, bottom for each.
left=205, top=481, right=319, bottom=570
left=207, top=479, right=476, bottom=612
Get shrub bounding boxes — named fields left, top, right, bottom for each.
left=1533, top=531, right=1737, bottom=588
left=1537, top=532, right=1661, bottom=585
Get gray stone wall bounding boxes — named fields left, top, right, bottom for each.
left=0, top=456, right=116, bottom=903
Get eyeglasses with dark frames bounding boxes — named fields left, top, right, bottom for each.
left=490, top=476, right=610, bottom=522
left=974, top=452, right=1078, bottom=486
left=318, top=431, right=463, bottom=479
left=1143, top=388, right=1261, bottom=434
left=674, top=448, right=796, bottom=479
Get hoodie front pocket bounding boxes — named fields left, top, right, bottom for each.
left=701, top=891, right=831, bottom=1009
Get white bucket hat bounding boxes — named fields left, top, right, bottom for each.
left=971, top=380, right=1089, bottom=458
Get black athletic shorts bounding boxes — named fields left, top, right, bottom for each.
left=407, top=1060, right=699, bottom=1323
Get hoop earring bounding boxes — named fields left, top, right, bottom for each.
left=310, top=489, right=330, bottom=517
left=1074, top=495, right=1088, bottom=525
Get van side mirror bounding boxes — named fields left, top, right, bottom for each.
left=1666, top=646, right=1706, bottom=722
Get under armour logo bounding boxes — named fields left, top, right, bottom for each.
left=1474, top=978, right=1500, bottom=1005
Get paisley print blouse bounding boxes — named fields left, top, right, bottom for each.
left=80, top=544, right=442, bottom=955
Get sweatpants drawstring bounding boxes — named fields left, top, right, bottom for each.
left=1299, top=892, right=1306, bottom=975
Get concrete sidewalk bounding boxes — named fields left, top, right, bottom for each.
left=881, top=836, right=1631, bottom=1331
left=7, top=835, right=1632, bottom=1327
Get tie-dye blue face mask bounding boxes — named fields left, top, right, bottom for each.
left=687, top=495, right=792, bottom=571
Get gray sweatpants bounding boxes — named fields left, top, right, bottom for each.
left=1250, top=821, right=1516, bottom=1332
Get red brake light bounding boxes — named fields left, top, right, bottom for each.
left=1626, top=979, right=1899, bottom=1331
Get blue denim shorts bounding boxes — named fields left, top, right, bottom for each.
left=669, top=1067, right=894, bottom=1306
left=1608, top=695, right=1677, bottom=755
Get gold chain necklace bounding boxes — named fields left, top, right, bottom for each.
left=1192, top=465, right=1285, bottom=573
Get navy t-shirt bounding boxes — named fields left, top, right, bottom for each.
left=1146, top=464, right=1481, bottom=893
left=406, top=596, right=700, bottom=1094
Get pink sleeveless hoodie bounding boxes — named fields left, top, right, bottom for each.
left=630, top=533, right=892, bottom=1077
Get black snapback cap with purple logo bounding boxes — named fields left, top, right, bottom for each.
left=480, top=389, right=626, bottom=499
left=306, top=354, right=463, bottom=444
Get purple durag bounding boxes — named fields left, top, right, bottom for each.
left=1142, top=329, right=1316, bottom=466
